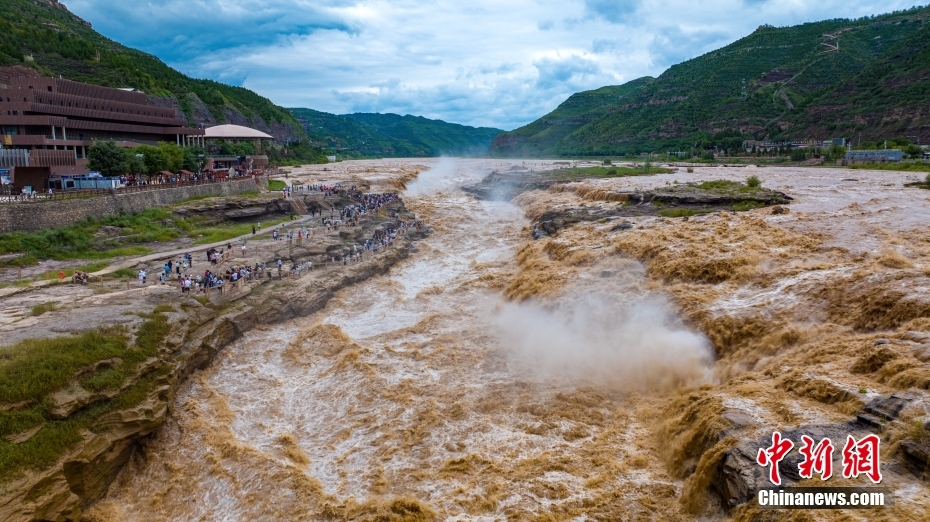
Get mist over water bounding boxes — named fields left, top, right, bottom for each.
left=402, top=157, right=483, bottom=196
left=491, top=292, right=714, bottom=389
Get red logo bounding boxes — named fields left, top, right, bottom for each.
left=842, top=434, right=882, bottom=484
left=757, top=432, right=882, bottom=486
left=798, top=435, right=834, bottom=480
left=757, top=431, right=794, bottom=486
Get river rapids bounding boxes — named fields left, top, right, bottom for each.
left=88, top=159, right=721, bottom=521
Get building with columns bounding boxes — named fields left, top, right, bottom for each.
left=0, top=67, right=204, bottom=190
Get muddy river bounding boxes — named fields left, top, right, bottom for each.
left=88, top=159, right=716, bottom=520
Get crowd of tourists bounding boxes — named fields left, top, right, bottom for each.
left=125, top=183, right=426, bottom=297
left=177, top=263, right=276, bottom=294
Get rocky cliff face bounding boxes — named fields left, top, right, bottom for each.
left=1, top=230, right=427, bottom=522
left=35, top=0, right=92, bottom=27
left=147, top=95, right=303, bottom=143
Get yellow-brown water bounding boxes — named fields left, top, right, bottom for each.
left=87, top=160, right=717, bottom=520
left=89, top=159, right=930, bottom=520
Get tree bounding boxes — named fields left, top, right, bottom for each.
left=826, top=144, right=847, bottom=161
left=181, top=146, right=203, bottom=172
left=86, top=141, right=127, bottom=177
left=157, top=142, right=185, bottom=172
left=903, top=144, right=922, bottom=158
left=134, top=145, right=170, bottom=178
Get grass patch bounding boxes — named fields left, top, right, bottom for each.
left=733, top=200, right=766, bottom=212
left=0, top=330, right=129, bottom=406
left=695, top=180, right=742, bottom=191
left=192, top=224, right=256, bottom=245
left=0, top=311, right=173, bottom=480
left=693, top=180, right=766, bottom=196
left=0, top=370, right=164, bottom=480
left=267, top=179, right=287, bottom=191
left=29, top=302, right=58, bottom=316
left=850, top=162, right=930, bottom=172
left=192, top=216, right=290, bottom=245
left=104, top=267, right=138, bottom=279
left=0, top=190, right=295, bottom=266
left=0, top=208, right=169, bottom=265
left=658, top=208, right=713, bottom=218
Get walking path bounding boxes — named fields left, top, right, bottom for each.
left=92, top=215, right=317, bottom=276
left=0, top=214, right=318, bottom=297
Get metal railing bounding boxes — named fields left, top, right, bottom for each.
left=0, top=175, right=267, bottom=203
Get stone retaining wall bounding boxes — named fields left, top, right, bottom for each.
left=0, top=178, right=259, bottom=233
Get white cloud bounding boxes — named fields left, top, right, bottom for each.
left=68, top=0, right=919, bottom=130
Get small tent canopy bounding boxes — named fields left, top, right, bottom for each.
left=204, top=125, right=273, bottom=140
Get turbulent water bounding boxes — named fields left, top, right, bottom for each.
left=90, top=160, right=715, bottom=521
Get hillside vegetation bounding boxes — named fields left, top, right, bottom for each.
left=0, top=0, right=301, bottom=136
left=491, top=6, right=930, bottom=157
left=291, top=108, right=503, bottom=157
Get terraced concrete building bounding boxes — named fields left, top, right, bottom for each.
left=0, top=66, right=204, bottom=190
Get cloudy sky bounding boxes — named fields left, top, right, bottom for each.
left=67, top=0, right=917, bottom=130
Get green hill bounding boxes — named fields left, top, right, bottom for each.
left=490, top=6, right=930, bottom=157
left=291, top=109, right=504, bottom=157
left=0, top=0, right=303, bottom=139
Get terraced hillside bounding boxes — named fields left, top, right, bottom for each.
left=491, top=7, right=930, bottom=157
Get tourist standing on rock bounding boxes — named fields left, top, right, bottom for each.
left=138, top=269, right=147, bottom=285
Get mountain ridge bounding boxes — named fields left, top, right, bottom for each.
left=490, top=6, right=930, bottom=157
left=291, top=108, right=503, bottom=157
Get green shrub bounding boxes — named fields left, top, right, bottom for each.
left=267, top=179, right=287, bottom=191
left=29, top=302, right=58, bottom=317
left=746, top=175, right=762, bottom=188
